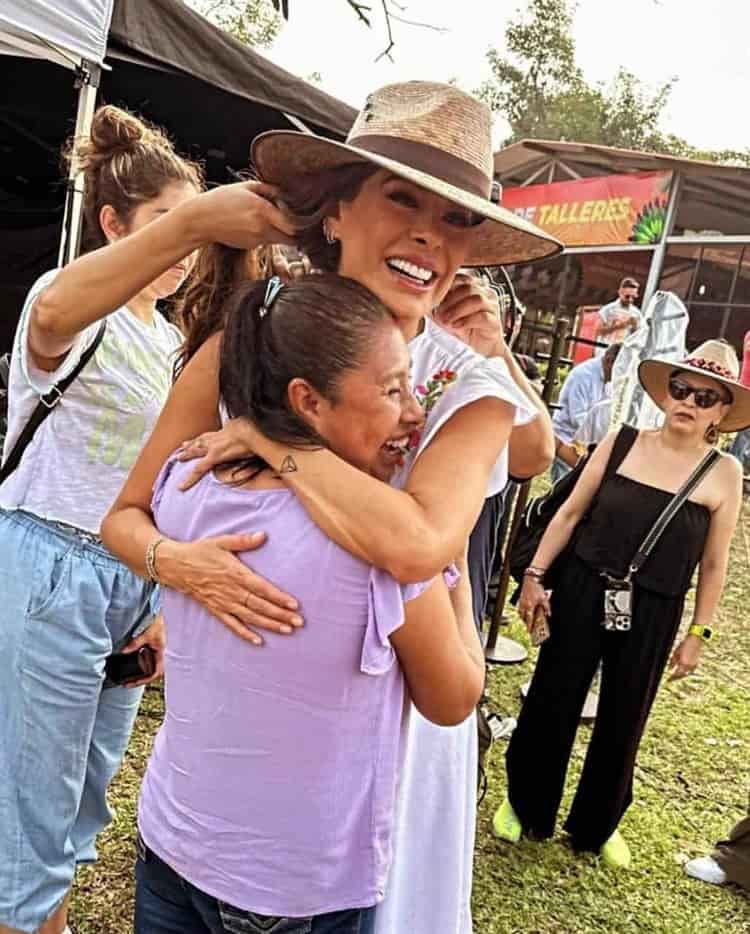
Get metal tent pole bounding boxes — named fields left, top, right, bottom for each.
left=640, top=171, right=683, bottom=312
left=58, top=60, right=101, bottom=267
left=485, top=316, right=569, bottom=664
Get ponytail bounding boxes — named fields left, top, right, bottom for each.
left=220, top=274, right=394, bottom=452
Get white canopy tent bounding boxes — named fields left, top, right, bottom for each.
left=0, top=2, right=113, bottom=264
left=0, top=2, right=112, bottom=67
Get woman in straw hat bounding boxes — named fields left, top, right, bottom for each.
left=102, top=81, right=558, bottom=933
left=495, top=339, right=746, bottom=870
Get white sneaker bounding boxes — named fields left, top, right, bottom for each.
left=684, top=855, right=727, bottom=885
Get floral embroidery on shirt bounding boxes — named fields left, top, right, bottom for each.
left=408, top=369, right=458, bottom=451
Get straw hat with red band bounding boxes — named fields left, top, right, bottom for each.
left=638, top=339, right=750, bottom=432
left=251, top=81, right=563, bottom=267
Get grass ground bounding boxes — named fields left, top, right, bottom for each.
left=72, top=513, right=750, bottom=934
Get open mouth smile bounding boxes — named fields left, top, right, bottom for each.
left=382, top=435, right=411, bottom=457
left=386, top=256, right=438, bottom=290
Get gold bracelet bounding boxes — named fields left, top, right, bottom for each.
left=145, top=536, right=166, bottom=583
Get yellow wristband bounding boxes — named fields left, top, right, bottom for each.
left=688, top=623, right=715, bottom=643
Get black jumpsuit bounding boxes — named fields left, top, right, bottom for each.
left=506, top=426, right=711, bottom=851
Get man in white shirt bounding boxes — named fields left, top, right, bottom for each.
left=594, top=277, right=641, bottom=356
left=551, top=343, right=621, bottom=482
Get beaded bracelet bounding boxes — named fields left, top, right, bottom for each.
left=145, top=536, right=166, bottom=583
left=523, top=566, right=547, bottom=582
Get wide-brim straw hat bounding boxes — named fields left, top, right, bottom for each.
left=638, top=339, right=750, bottom=432
left=252, top=81, right=563, bottom=267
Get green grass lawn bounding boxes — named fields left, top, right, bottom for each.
left=72, top=514, right=750, bottom=933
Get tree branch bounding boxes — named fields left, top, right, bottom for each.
left=388, top=11, right=447, bottom=33
left=374, top=0, right=395, bottom=62
left=345, top=0, right=373, bottom=27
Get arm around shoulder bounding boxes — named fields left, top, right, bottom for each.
left=252, top=395, right=515, bottom=582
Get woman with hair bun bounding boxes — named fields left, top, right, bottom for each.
left=0, top=104, right=295, bottom=934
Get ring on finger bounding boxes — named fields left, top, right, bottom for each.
left=244, top=591, right=252, bottom=609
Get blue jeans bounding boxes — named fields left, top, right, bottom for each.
left=0, top=509, right=154, bottom=933
left=135, top=835, right=377, bottom=934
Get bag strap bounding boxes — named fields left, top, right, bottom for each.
left=603, top=424, right=638, bottom=481
left=0, top=321, right=107, bottom=486
left=627, top=448, right=720, bottom=578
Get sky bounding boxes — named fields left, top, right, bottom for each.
left=266, top=0, right=750, bottom=152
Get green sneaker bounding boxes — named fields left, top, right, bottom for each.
left=492, top=798, right=522, bottom=843
left=600, top=830, right=631, bottom=869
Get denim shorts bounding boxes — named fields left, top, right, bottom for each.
left=0, top=509, right=155, bottom=933
left=135, top=834, right=376, bottom=934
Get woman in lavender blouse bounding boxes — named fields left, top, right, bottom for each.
left=122, top=275, right=484, bottom=934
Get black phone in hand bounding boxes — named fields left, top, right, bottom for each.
left=105, top=646, right=157, bottom=685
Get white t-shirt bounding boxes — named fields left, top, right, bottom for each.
left=393, top=316, right=537, bottom=497
left=595, top=299, right=642, bottom=356
left=0, top=269, right=182, bottom=533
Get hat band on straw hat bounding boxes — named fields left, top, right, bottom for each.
left=681, top=357, right=736, bottom=381
left=352, top=135, right=491, bottom=199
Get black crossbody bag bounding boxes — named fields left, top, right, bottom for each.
left=602, top=447, right=720, bottom=632
left=0, top=322, right=106, bottom=486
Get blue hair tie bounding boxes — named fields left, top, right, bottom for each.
left=258, top=276, right=284, bottom=318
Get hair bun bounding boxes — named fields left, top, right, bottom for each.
left=62, top=103, right=202, bottom=253
left=89, top=105, right=159, bottom=157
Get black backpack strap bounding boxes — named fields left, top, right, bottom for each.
left=0, top=321, right=106, bottom=486
left=628, top=448, right=720, bottom=578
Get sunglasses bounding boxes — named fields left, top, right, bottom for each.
left=667, top=376, right=731, bottom=409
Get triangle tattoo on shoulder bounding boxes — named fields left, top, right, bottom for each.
left=280, top=455, right=298, bottom=474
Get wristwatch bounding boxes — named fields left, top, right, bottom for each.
left=688, top=623, right=715, bottom=643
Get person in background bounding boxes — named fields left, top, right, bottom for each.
left=494, top=340, right=746, bottom=871
left=516, top=354, right=543, bottom=396
left=0, top=105, right=207, bottom=934
left=729, top=328, right=750, bottom=474
left=551, top=343, right=622, bottom=482
left=594, top=277, right=641, bottom=356
left=685, top=811, right=750, bottom=890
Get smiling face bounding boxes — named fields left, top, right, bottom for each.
left=329, top=170, right=477, bottom=338
left=296, top=321, right=424, bottom=482
left=663, top=370, right=732, bottom=437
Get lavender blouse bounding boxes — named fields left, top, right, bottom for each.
left=138, top=457, right=430, bottom=916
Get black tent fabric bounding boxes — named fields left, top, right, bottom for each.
left=108, top=0, right=356, bottom=138
left=0, top=1, right=356, bottom=353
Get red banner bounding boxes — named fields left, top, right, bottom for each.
left=502, top=172, right=673, bottom=247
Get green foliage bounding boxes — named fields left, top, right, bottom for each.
left=478, top=0, right=750, bottom=166
left=188, top=0, right=282, bottom=47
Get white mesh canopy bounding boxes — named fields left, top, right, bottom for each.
left=0, top=1, right=113, bottom=68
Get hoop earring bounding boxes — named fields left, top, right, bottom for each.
left=705, top=423, right=719, bottom=445
left=323, top=221, right=338, bottom=245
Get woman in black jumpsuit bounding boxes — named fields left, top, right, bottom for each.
left=493, top=340, right=749, bottom=868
